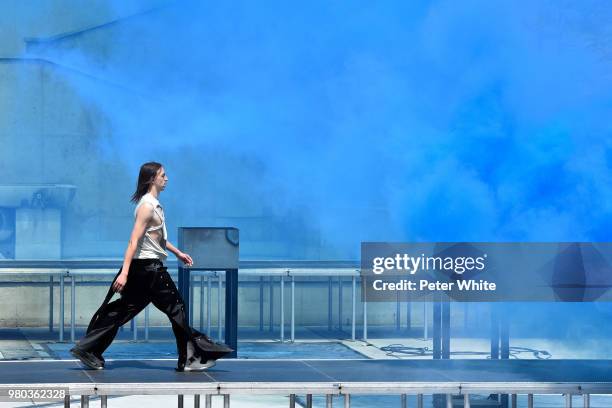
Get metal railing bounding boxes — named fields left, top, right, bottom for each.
left=0, top=260, right=431, bottom=343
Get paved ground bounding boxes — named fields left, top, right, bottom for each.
left=1, top=326, right=612, bottom=407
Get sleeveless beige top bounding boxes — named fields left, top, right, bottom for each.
left=133, top=193, right=168, bottom=261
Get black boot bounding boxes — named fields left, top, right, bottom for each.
left=93, top=352, right=105, bottom=368
left=191, top=329, right=233, bottom=360
left=176, top=340, right=216, bottom=372
left=70, top=347, right=104, bottom=370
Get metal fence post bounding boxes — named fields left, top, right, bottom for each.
left=70, top=275, right=76, bottom=342
left=280, top=275, right=285, bottom=342
left=351, top=274, right=356, bottom=341
left=291, top=274, right=295, bottom=342
left=49, top=275, right=54, bottom=332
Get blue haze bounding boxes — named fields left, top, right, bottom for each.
left=11, top=1, right=612, bottom=338
left=23, top=1, right=612, bottom=255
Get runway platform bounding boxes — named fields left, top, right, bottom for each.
left=1, top=358, right=611, bottom=407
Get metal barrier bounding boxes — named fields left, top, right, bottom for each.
left=0, top=260, right=433, bottom=343
left=0, top=359, right=609, bottom=408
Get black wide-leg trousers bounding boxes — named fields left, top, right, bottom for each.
left=76, top=258, right=206, bottom=364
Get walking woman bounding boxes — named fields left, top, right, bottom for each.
left=71, top=162, right=231, bottom=371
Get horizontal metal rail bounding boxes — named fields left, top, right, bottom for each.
left=0, top=262, right=376, bottom=344
left=1, top=359, right=609, bottom=408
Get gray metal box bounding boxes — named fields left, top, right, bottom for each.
left=178, top=227, right=239, bottom=269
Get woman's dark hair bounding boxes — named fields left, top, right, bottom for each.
left=131, top=162, right=162, bottom=203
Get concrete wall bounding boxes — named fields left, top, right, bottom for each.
left=0, top=58, right=135, bottom=258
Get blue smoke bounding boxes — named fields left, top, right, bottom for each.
left=18, top=0, right=612, bottom=259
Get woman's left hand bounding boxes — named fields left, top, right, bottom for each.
left=178, top=252, right=194, bottom=266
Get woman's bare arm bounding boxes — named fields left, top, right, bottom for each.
left=166, top=241, right=193, bottom=266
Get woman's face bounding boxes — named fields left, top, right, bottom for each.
left=153, top=167, right=168, bottom=191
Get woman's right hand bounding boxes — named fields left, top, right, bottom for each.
left=112, top=272, right=128, bottom=293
